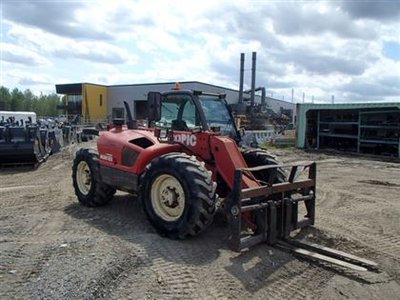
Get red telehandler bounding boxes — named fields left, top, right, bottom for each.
left=72, top=88, right=378, bottom=271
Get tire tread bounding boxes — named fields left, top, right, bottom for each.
left=140, top=152, right=216, bottom=239
left=72, top=148, right=116, bottom=207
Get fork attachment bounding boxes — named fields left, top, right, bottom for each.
left=226, top=162, right=317, bottom=252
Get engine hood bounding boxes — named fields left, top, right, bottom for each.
left=97, top=127, right=181, bottom=174
left=99, top=128, right=159, bottom=146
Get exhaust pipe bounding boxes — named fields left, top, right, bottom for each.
left=245, top=86, right=266, bottom=107
left=123, top=101, right=137, bottom=129
left=239, top=53, right=245, bottom=104
left=250, top=52, right=256, bottom=109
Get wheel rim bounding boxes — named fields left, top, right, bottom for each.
left=76, top=161, right=92, bottom=195
left=151, top=174, right=185, bottom=222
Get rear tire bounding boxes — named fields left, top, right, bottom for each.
left=141, top=153, right=216, bottom=239
left=72, top=148, right=116, bottom=207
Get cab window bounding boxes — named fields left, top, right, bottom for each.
left=160, top=95, right=199, bottom=130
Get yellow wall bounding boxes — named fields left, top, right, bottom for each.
left=82, top=83, right=108, bottom=123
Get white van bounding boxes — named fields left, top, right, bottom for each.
left=0, top=111, right=37, bottom=124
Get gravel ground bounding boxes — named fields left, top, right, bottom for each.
left=1, top=142, right=400, bottom=299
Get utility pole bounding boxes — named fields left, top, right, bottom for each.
left=332, top=95, right=335, bottom=104
left=312, top=95, right=314, bottom=103
left=302, top=92, right=305, bottom=103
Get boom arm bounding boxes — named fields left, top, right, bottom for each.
left=210, top=135, right=259, bottom=189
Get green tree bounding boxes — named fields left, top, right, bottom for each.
left=47, top=94, right=60, bottom=116
left=22, top=89, right=36, bottom=111
left=38, top=93, right=59, bottom=116
left=0, top=86, right=11, bottom=110
left=0, top=86, right=62, bottom=117
left=36, top=93, right=46, bottom=116
left=10, top=88, right=24, bottom=111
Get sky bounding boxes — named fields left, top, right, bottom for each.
left=0, top=0, right=399, bottom=103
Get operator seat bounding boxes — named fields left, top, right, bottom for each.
left=171, top=120, right=189, bottom=131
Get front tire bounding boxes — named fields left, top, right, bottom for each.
left=141, top=153, right=216, bottom=239
left=241, top=148, right=286, bottom=183
left=72, top=148, right=116, bottom=207
left=242, top=148, right=286, bottom=235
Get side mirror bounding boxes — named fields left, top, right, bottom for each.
left=147, top=92, right=162, bottom=125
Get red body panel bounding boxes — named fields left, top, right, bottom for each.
left=97, top=127, right=181, bottom=174
left=170, top=131, right=213, bottom=161
left=97, top=126, right=260, bottom=192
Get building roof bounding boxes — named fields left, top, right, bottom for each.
left=297, top=102, right=400, bottom=111
left=55, top=81, right=296, bottom=105
left=55, top=83, right=82, bottom=94
left=55, top=81, right=239, bottom=94
left=103, top=81, right=240, bottom=92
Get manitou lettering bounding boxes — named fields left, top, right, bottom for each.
left=100, top=153, right=113, bottom=162
left=174, top=134, right=197, bottom=146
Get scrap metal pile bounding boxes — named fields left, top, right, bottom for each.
left=0, top=111, right=82, bottom=166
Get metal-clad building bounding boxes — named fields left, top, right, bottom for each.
left=296, top=103, right=400, bottom=158
left=107, top=82, right=244, bottom=120
left=56, top=81, right=295, bottom=123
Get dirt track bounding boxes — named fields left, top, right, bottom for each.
left=1, top=142, right=400, bottom=299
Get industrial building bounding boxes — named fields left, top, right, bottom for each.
left=55, top=81, right=295, bottom=124
left=55, top=81, right=399, bottom=158
left=296, top=103, right=400, bottom=158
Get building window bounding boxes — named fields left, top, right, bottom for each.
left=100, top=94, right=103, bottom=106
left=112, top=108, right=124, bottom=119
left=67, top=94, right=82, bottom=115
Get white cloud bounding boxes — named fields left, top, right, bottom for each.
left=0, top=0, right=399, bottom=102
left=6, top=23, right=137, bottom=65
left=0, top=42, right=51, bottom=66
left=1, top=69, right=55, bottom=94
left=52, top=41, right=137, bottom=65
left=2, top=1, right=112, bottom=40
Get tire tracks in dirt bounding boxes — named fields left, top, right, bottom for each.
left=110, top=236, right=335, bottom=299
left=317, top=199, right=400, bottom=261
left=2, top=145, right=400, bottom=299
left=260, top=262, right=332, bottom=300
left=121, top=239, right=204, bottom=299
